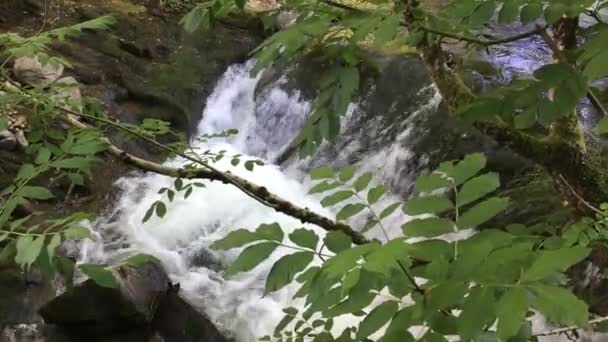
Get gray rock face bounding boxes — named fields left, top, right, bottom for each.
left=39, top=261, right=170, bottom=335
left=13, top=56, right=64, bottom=87
left=0, top=131, right=18, bottom=151
left=38, top=261, right=230, bottom=341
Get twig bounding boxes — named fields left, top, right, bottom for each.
left=34, top=0, right=49, bottom=37
left=534, top=316, right=608, bottom=337
left=559, top=174, right=603, bottom=215
left=1, top=72, right=370, bottom=245
left=62, top=110, right=371, bottom=245
left=419, top=25, right=546, bottom=47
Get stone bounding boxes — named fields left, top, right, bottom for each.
left=0, top=131, right=17, bottom=151
left=39, top=261, right=171, bottom=335
left=51, top=77, right=83, bottom=112
left=153, top=290, right=231, bottom=342
left=13, top=56, right=64, bottom=87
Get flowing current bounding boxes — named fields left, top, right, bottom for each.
left=78, top=61, right=439, bottom=341
left=77, top=61, right=589, bottom=341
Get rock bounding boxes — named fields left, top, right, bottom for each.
left=275, top=11, right=298, bottom=29
left=13, top=56, right=64, bottom=87
left=51, top=77, right=83, bottom=112
left=0, top=131, right=17, bottom=151
left=23, top=0, right=44, bottom=15
left=153, top=291, right=231, bottom=342
left=39, top=261, right=170, bottom=335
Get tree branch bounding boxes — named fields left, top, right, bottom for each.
left=60, top=109, right=371, bottom=245
left=534, top=316, right=608, bottom=337
left=419, top=25, right=546, bottom=47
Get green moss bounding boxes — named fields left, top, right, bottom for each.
left=493, top=168, right=574, bottom=227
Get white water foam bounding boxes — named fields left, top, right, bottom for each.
left=80, top=61, right=587, bottom=342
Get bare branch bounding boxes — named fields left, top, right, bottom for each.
left=419, top=25, right=546, bottom=47
left=60, top=110, right=371, bottom=245
left=534, top=316, right=608, bottom=337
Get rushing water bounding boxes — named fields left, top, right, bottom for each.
left=79, top=54, right=605, bottom=340
left=79, top=61, right=438, bottom=341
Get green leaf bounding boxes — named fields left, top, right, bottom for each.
left=357, top=301, right=399, bottom=339
left=458, top=197, right=509, bottom=229
left=594, top=117, right=608, bottom=136
left=265, top=252, right=314, bottom=294
left=380, top=202, right=401, bottom=219
left=439, top=153, right=487, bottom=186
left=354, top=172, right=374, bottom=192
left=235, top=0, right=245, bottom=10
left=521, top=246, right=590, bottom=282
left=123, top=253, right=159, bottom=266
left=256, top=222, right=284, bottom=242
left=310, top=167, right=335, bottom=180
left=63, top=225, right=90, bottom=239
left=530, top=285, right=588, bottom=327
left=469, top=1, right=496, bottom=27
left=46, top=234, right=62, bottom=262
left=155, top=201, right=167, bottom=218
left=584, top=50, right=608, bottom=81
left=16, top=164, right=36, bottom=181
left=324, top=231, right=352, bottom=253
left=520, top=3, right=543, bottom=23
left=414, top=173, right=452, bottom=193
left=499, top=0, right=520, bottom=23
left=367, top=185, right=386, bottom=205
left=226, top=242, right=278, bottom=276
left=336, top=203, right=367, bottom=220
left=342, top=268, right=361, bottom=295
left=457, top=173, right=500, bottom=206
left=321, top=191, right=354, bottom=207
left=79, top=264, right=119, bottom=288
left=514, top=108, right=537, bottom=129
left=339, top=165, right=356, bottom=182
left=403, top=196, right=453, bottom=215
left=20, top=186, right=54, bottom=200
left=496, top=287, right=529, bottom=340
left=15, top=235, right=44, bottom=270
left=212, top=230, right=261, bottom=250
left=51, top=157, right=96, bottom=169
left=289, top=228, right=319, bottom=250
left=68, top=173, right=84, bottom=186
left=35, top=147, right=51, bottom=165
left=309, top=181, right=341, bottom=194
left=458, top=286, right=496, bottom=340
left=427, top=282, right=469, bottom=312
left=402, top=218, right=455, bottom=237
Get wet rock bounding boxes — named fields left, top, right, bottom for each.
left=51, top=77, right=83, bottom=112
left=153, top=290, right=231, bottom=342
left=39, top=261, right=170, bottom=335
left=0, top=130, right=17, bottom=151
left=23, top=0, right=45, bottom=15
left=38, top=261, right=230, bottom=342
left=13, top=56, right=64, bottom=87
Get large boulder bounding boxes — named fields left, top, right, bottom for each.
left=39, top=261, right=231, bottom=341
left=51, top=76, right=83, bottom=112
left=13, top=56, right=64, bottom=87
left=39, top=261, right=170, bottom=335
left=153, top=291, right=231, bottom=342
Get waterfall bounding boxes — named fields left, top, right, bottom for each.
left=79, top=61, right=587, bottom=341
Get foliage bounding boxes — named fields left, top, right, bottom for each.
left=0, top=17, right=173, bottom=288
left=2, top=0, right=608, bottom=341
left=215, top=154, right=607, bottom=341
